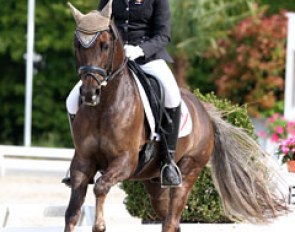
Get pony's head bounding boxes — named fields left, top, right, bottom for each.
left=68, top=0, right=125, bottom=106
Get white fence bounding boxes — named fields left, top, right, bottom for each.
left=0, top=204, right=94, bottom=228
left=0, top=145, right=74, bottom=177
left=284, top=12, right=295, bottom=120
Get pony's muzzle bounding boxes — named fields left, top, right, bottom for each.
left=80, top=86, right=101, bottom=106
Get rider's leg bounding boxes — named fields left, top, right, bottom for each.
left=140, top=59, right=182, bottom=187
left=66, top=80, right=82, bottom=118
left=62, top=81, right=82, bottom=187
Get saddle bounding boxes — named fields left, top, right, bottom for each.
left=128, top=61, right=165, bottom=134
left=128, top=61, right=166, bottom=174
left=127, top=61, right=192, bottom=176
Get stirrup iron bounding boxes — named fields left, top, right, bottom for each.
left=160, top=160, right=182, bottom=188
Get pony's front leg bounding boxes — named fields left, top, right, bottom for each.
left=64, top=157, right=95, bottom=232
left=92, top=154, right=132, bottom=232
left=64, top=182, right=87, bottom=232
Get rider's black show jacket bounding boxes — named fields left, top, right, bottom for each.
left=98, top=0, right=173, bottom=64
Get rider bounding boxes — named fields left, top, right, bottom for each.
left=65, top=0, right=182, bottom=187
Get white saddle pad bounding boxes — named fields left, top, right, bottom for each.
left=132, top=72, right=193, bottom=140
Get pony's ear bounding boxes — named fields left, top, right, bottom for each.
left=67, top=2, right=84, bottom=24
left=101, top=0, right=113, bottom=19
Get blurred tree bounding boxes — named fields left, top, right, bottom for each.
left=169, top=0, right=258, bottom=88
left=0, top=2, right=27, bottom=144
left=206, top=10, right=287, bottom=117
left=258, top=0, right=295, bottom=14
left=0, top=0, right=96, bottom=146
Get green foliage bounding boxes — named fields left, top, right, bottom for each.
left=0, top=2, right=27, bottom=144
left=169, top=0, right=258, bottom=58
left=169, top=0, right=260, bottom=94
left=170, top=0, right=258, bottom=56
left=181, top=168, right=229, bottom=223
left=258, top=0, right=295, bottom=14
left=183, top=1, right=295, bottom=97
left=121, top=90, right=254, bottom=222
left=206, top=10, right=287, bottom=118
left=122, top=167, right=230, bottom=223
left=121, top=181, right=157, bottom=221
left=194, top=90, right=255, bottom=137
left=0, top=0, right=96, bottom=146
left=186, top=57, right=217, bottom=93
left=0, top=0, right=290, bottom=147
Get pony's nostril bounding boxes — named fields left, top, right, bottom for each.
left=95, top=88, right=101, bottom=95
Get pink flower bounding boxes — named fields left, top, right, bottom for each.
left=258, top=130, right=267, bottom=138
left=281, top=139, right=289, bottom=147
left=281, top=146, right=289, bottom=154
left=273, top=113, right=280, bottom=120
left=287, top=121, right=295, bottom=127
left=277, top=136, right=295, bottom=164
left=268, top=113, right=280, bottom=123
left=287, top=121, right=295, bottom=133
left=275, top=126, right=284, bottom=134
left=271, top=133, right=280, bottom=142
left=268, top=114, right=277, bottom=123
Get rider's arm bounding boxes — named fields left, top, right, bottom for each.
left=138, top=0, right=171, bottom=59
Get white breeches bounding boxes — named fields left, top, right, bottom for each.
left=66, top=59, right=181, bottom=115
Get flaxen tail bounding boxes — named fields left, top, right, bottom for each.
left=207, top=107, right=289, bottom=223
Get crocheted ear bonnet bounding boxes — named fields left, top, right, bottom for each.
left=68, top=0, right=113, bottom=34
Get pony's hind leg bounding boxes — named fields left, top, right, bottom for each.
left=162, top=157, right=207, bottom=232
left=64, top=157, right=95, bottom=232
left=143, top=179, right=170, bottom=219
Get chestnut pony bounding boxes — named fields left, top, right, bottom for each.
left=65, top=2, right=287, bottom=232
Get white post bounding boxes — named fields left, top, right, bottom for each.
left=24, top=0, right=35, bottom=147
left=284, top=13, right=295, bottom=120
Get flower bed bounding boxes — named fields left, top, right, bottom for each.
left=264, top=113, right=295, bottom=142
left=275, top=137, right=295, bottom=169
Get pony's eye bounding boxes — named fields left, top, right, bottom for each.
left=101, top=43, right=110, bottom=51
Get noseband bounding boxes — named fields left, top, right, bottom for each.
left=78, top=65, right=108, bottom=86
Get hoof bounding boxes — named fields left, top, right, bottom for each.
left=61, top=177, right=95, bottom=188
left=61, top=177, right=71, bottom=188
left=92, top=224, right=106, bottom=232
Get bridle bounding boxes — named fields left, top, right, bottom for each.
left=76, top=22, right=127, bottom=88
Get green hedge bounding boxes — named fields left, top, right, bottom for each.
left=259, top=0, right=295, bottom=14
left=121, top=90, right=255, bottom=222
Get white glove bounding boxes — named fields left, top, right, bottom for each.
left=124, top=45, right=144, bottom=60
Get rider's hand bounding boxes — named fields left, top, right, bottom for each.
left=124, top=45, right=144, bottom=60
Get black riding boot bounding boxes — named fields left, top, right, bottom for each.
left=160, top=105, right=182, bottom=188
left=61, top=113, right=75, bottom=187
